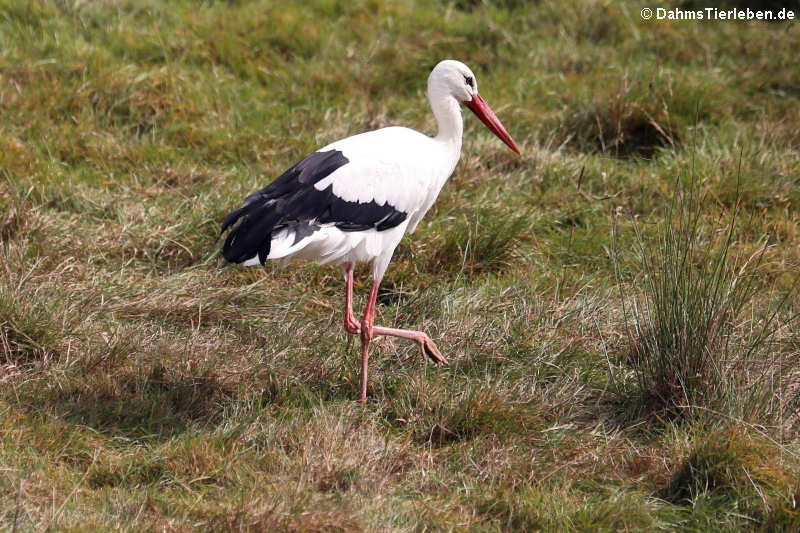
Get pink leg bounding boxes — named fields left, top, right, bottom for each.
left=357, top=278, right=448, bottom=403
left=358, top=280, right=380, bottom=402
left=342, top=263, right=360, bottom=335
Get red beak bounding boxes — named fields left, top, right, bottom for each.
left=464, top=93, right=521, bottom=155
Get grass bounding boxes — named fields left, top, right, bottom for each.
left=1, top=0, right=799, bottom=530
left=613, top=168, right=796, bottom=423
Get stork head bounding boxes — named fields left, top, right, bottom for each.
left=428, top=60, right=521, bottom=155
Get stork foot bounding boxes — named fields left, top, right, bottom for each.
left=370, top=325, right=448, bottom=365
left=419, top=334, right=448, bottom=365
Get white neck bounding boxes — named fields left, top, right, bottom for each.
left=428, top=87, right=463, bottom=157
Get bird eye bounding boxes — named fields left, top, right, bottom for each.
left=463, top=75, right=473, bottom=87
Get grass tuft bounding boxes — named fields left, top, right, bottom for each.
left=613, top=172, right=796, bottom=422
left=660, top=425, right=799, bottom=529
left=0, top=273, right=60, bottom=363
left=564, top=75, right=689, bottom=158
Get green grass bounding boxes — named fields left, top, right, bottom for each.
left=1, top=0, right=799, bottom=530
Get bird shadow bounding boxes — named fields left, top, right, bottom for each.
left=29, top=363, right=240, bottom=443
left=376, top=282, right=411, bottom=307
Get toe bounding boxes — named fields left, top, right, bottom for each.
left=421, top=337, right=448, bottom=365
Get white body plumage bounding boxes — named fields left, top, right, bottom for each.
left=245, top=125, right=461, bottom=279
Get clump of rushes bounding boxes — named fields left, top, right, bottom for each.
left=613, top=170, right=795, bottom=423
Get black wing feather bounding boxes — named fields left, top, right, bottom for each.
left=221, top=149, right=408, bottom=265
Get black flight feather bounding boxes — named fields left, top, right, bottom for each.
left=221, top=149, right=408, bottom=265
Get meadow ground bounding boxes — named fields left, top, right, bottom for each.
left=1, top=1, right=798, bottom=531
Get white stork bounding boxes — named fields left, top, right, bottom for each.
left=221, top=59, right=520, bottom=402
